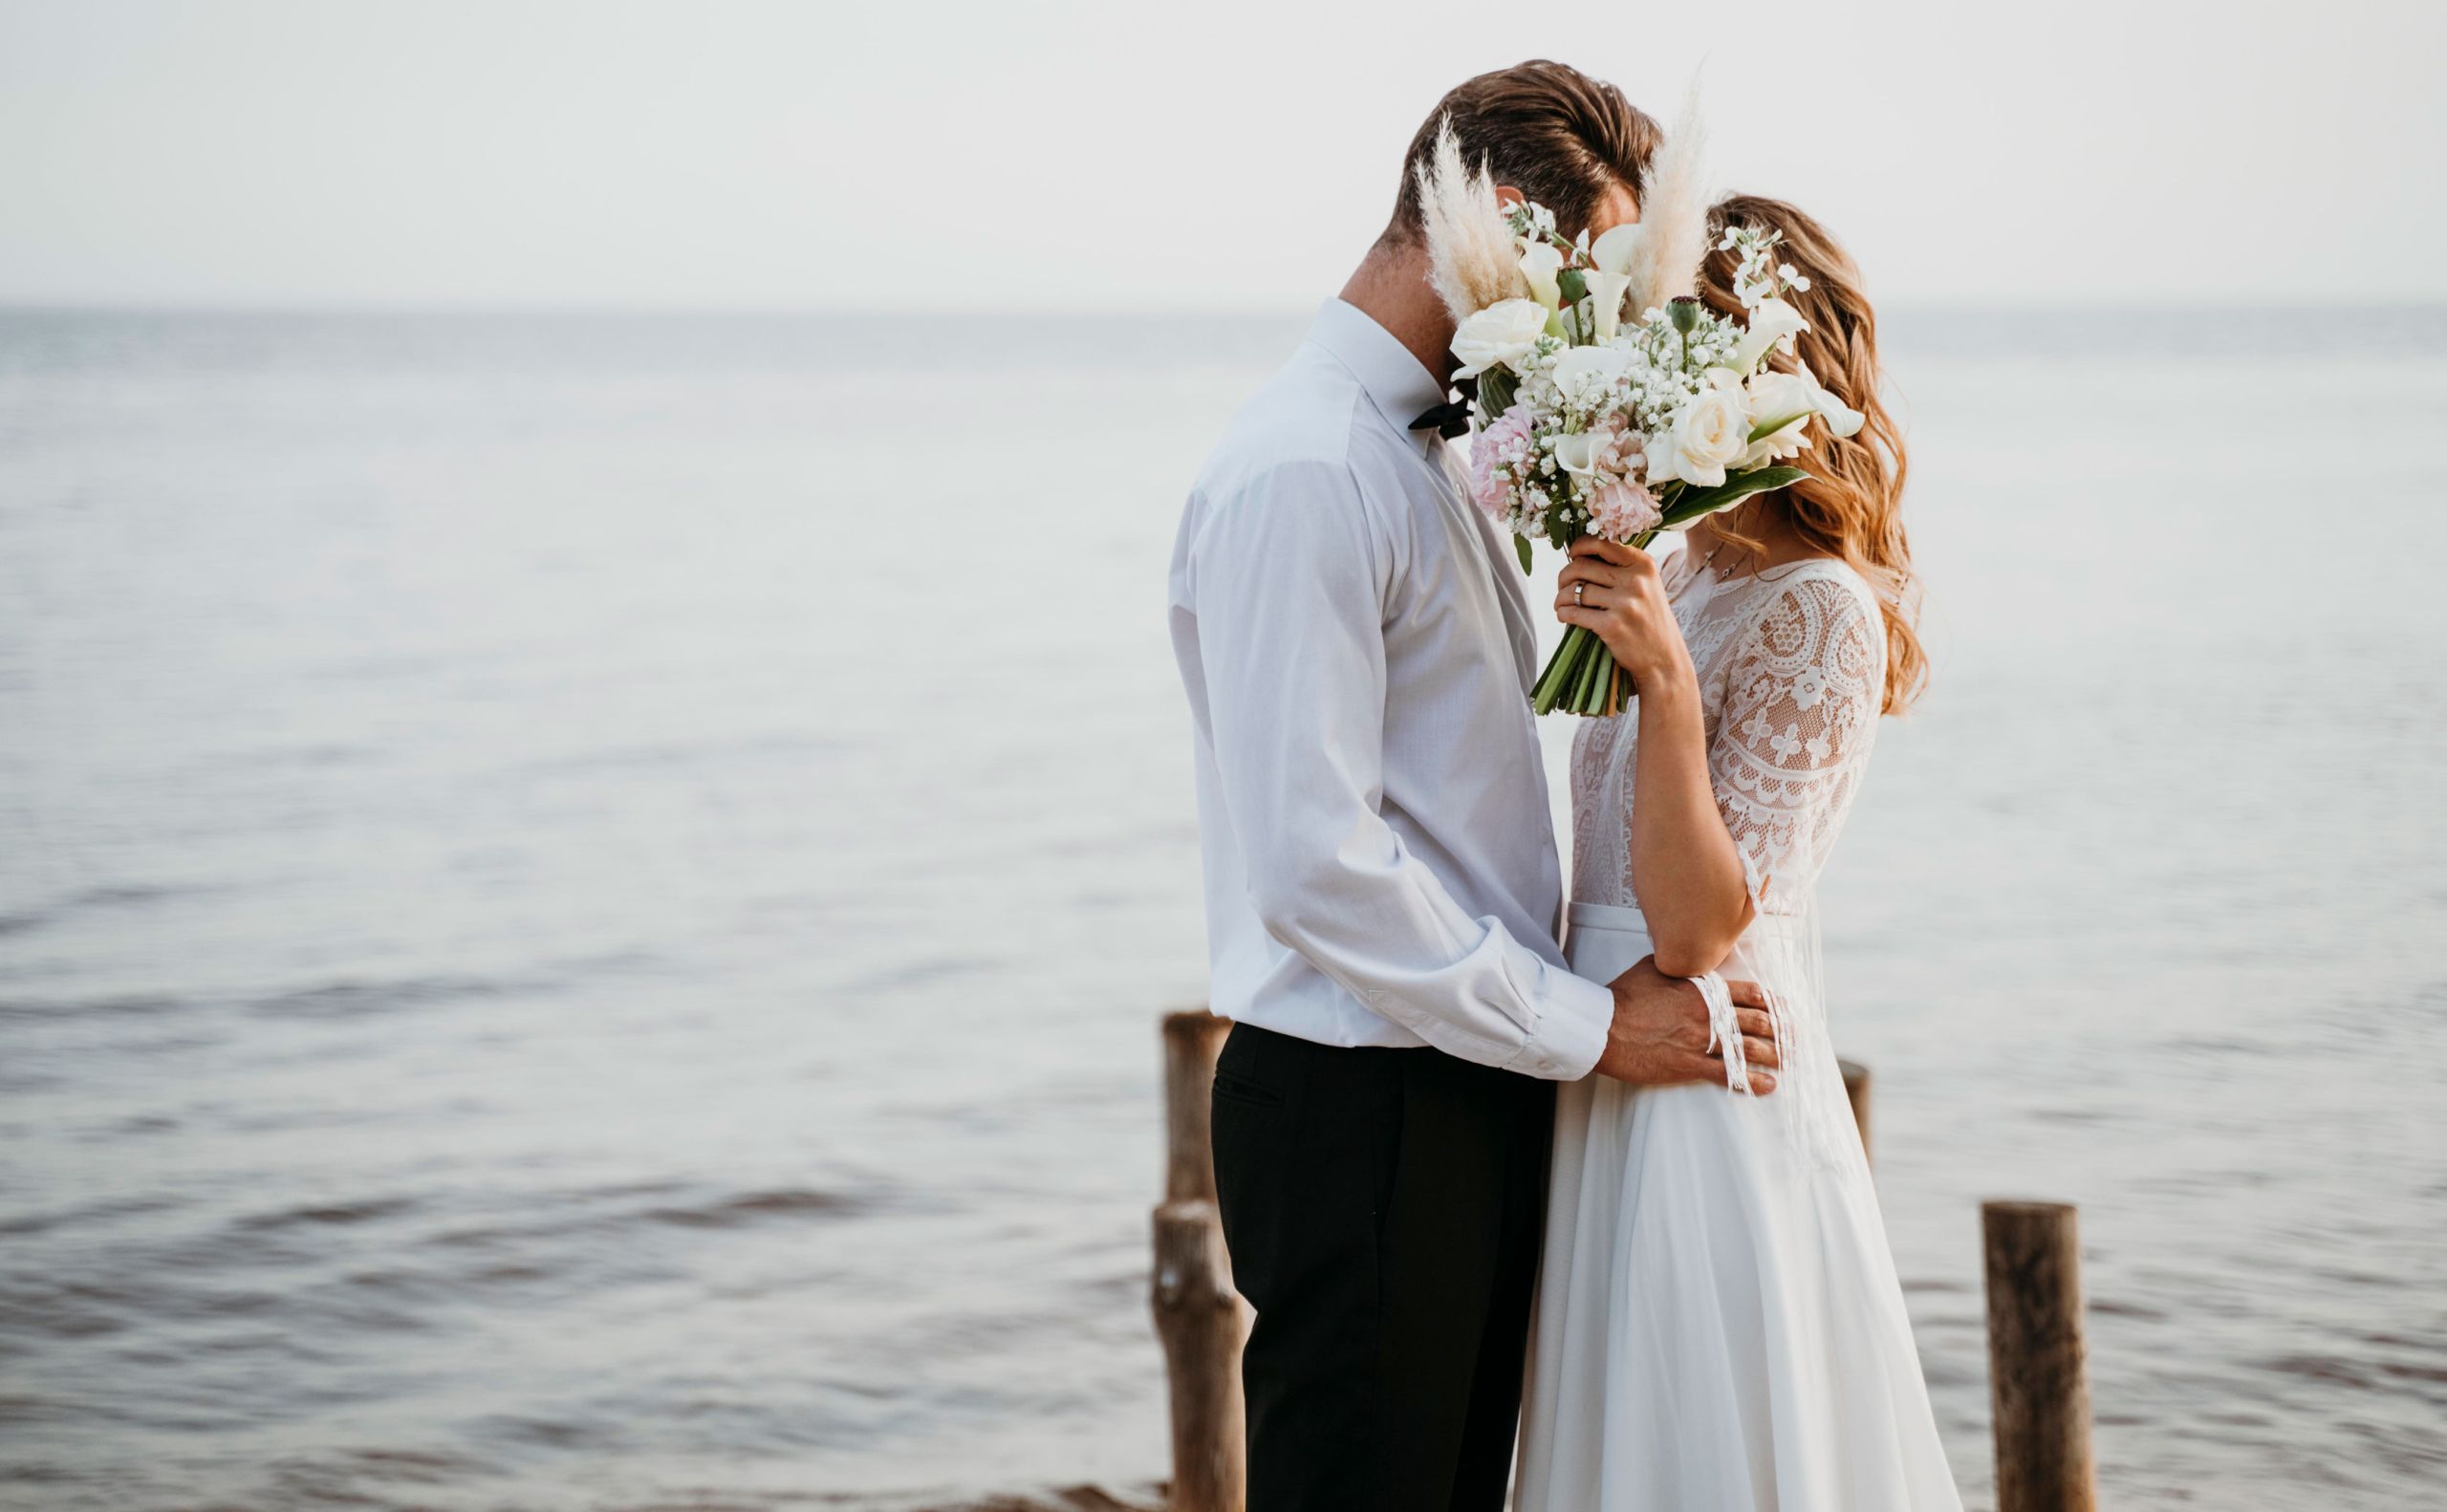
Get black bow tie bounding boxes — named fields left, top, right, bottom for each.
left=1410, top=396, right=1470, bottom=440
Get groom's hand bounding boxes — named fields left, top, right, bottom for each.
left=1592, top=956, right=1779, bottom=1091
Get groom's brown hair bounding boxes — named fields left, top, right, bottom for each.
left=1389, top=61, right=1662, bottom=241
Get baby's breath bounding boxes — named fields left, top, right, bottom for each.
left=1719, top=224, right=1808, bottom=310
left=1504, top=200, right=1559, bottom=247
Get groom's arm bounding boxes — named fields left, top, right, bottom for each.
left=1186, top=459, right=1615, bottom=1079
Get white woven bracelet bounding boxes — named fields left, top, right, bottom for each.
left=1691, top=970, right=1752, bottom=1094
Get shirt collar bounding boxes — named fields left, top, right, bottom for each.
left=1307, top=298, right=1451, bottom=451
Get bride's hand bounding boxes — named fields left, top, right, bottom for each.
left=1555, top=537, right=1692, bottom=686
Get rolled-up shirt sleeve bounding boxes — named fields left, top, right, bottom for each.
left=1182, top=459, right=1613, bottom=1078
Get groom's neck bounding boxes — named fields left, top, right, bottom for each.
left=1338, top=237, right=1459, bottom=391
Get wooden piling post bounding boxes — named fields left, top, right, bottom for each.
left=1982, top=1200, right=2097, bottom=1512
left=1152, top=1199, right=1245, bottom=1512
left=1837, top=1057, right=1872, bottom=1166
left=1153, top=1010, right=1245, bottom=1511
left=1160, top=1010, right=1233, bottom=1203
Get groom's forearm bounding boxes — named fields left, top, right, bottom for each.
left=1243, top=828, right=1614, bottom=1079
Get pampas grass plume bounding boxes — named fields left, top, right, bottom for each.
left=1416, top=119, right=1527, bottom=321
left=1622, top=81, right=1711, bottom=318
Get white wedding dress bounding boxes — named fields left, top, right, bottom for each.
left=1515, top=550, right=1962, bottom=1510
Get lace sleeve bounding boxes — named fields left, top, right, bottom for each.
left=1711, top=572, right=1885, bottom=914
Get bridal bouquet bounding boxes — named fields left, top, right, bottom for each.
left=1419, top=118, right=1864, bottom=715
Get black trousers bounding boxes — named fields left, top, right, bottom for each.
left=1210, top=1023, right=1555, bottom=1512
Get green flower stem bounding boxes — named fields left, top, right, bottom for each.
left=1535, top=624, right=1652, bottom=716
left=1534, top=618, right=1658, bottom=717
left=1529, top=638, right=1570, bottom=713
left=1530, top=626, right=1592, bottom=715
left=1574, top=640, right=1607, bottom=712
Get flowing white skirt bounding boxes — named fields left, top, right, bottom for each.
left=1514, top=902, right=1963, bottom=1511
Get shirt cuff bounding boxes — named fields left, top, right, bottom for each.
left=1503, top=961, right=1614, bottom=1080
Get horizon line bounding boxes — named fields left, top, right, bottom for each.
left=2, top=297, right=2436, bottom=321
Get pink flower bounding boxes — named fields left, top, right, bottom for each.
left=1553, top=417, right=1657, bottom=539
left=1554, top=416, right=1639, bottom=488
left=1586, top=416, right=1643, bottom=480
left=1589, top=478, right=1661, bottom=540
left=1468, top=407, right=1534, bottom=523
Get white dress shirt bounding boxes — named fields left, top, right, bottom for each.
left=1166, top=298, right=1614, bottom=1079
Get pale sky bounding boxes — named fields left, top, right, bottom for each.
left=2, top=0, right=2441, bottom=312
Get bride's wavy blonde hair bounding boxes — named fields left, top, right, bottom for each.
left=1696, top=194, right=1927, bottom=714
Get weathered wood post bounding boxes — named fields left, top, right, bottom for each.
left=1982, top=1200, right=2097, bottom=1512
left=1161, top=1010, right=1233, bottom=1203
left=1837, top=1057, right=1872, bottom=1166
left=1152, top=1010, right=1245, bottom=1512
left=1153, top=1199, right=1245, bottom=1512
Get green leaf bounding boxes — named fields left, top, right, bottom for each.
left=1658, top=466, right=1811, bottom=529
left=1575, top=644, right=1607, bottom=711
left=1745, top=411, right=1810, bottom=443
left=1514, top=532, right=1533, bottom=574
left=1476, top=367, right=1517, bottom=420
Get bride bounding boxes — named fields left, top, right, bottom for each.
left=1514, top=195, right=1963, bottom=1510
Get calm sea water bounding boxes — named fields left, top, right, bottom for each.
left=2, top=309, right=2443, bottom=1511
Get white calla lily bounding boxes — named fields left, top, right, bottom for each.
left=1551, top=430, right=1602, bottom=478
left=1743, top=371, right=1818, bottom=459
left=1591, top=221, right=1644, bottom=276
left=1729, top=296, right=1808, bottom=374
left=1799, top=359, right=1865, bottom=437
left=1553, top=419, right=1641, bottom=501
left=1584, top=269, right=1634, bottom=341
left=1519, top=242, right=1565, bottom=311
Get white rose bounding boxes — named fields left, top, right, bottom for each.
left=1548, top=342, right=1633, bottom=397
left=1448, top=298, right=1548, bottom=378
left=1728, top=296, right=1808, bottom=374
left=1519, top=242, right=1565, bottom=311
left=1664, top=386, right=1751, bottom=487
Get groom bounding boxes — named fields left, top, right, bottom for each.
left=1167, top=61, right=1781, bottom=1510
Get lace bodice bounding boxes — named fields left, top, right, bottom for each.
left=1569, top=550, right=1885, bottom=918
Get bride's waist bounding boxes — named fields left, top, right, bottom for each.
left=1564, top=900, right=1810, bottom=984
left=1567, top=900, right=1808, bottom=942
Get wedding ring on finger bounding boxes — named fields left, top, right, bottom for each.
left=1573, top=583, right=1585, bottom=605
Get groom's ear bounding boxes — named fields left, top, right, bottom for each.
left=1494, top=185, right=1526, bottom=211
